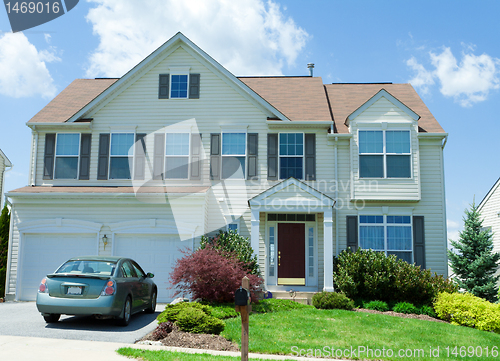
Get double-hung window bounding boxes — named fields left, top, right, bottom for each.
left=222, top=133, right=246, bottom=179
left=170, top=75, right=188, bottom=98
left=165, top=133, right=190, bottom=179
left=279, top=133, right=304, bottom=179
left=359, top=130, right=411, bottom=178
left=359, top=215, right=412, bottom=263
left=55, top=133, right=80, bottom=179
left=109, top=133, right=134, bottom=179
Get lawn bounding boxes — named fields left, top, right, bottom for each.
left=121, top=307, right=500, bottom=361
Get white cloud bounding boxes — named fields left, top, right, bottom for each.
left=447, top=219, right=461, bottom=248
left=407, top=47, right=500, bottom=107
left=0, top=33, right=59, bottom=98
left=85, top=0, right=309, bottom=78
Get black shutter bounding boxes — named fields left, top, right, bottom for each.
left=413, top=216, right=426, bottom=268
left=189, top=73, right=200, bottom=99
left=153, top=133, right=165, bottom=180
left=210, top=133, right=221, bottom=180
left=134, top=133, right=146, bottom=180
left=158, top=74, right=169, bottom=99
left=190, top=133, right=202, bottom=180
left=346, top=216, right=358, bottom=252
left=97, top=134, right=110, bottom=180
left=247, top=133, right=258, bottom=180
left=79, top=134, right=91, bottom=180
left=305, top=133, right=316, bottom=181
left=43, top=133, right=56, bottom=180
left=267, top=133, right=278, bottom=180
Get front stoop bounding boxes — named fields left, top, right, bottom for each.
left=271, top=291, right=316, bottom=305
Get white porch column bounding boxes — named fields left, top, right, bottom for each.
left=250, top=209, right=260, bottom=258
left=323, top=208, right=334, bottom=292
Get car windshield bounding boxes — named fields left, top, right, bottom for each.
left=55, top=260, right=117, bottom=276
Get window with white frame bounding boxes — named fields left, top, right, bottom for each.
left=227, top=222, right=239, bottom=233
left=165, top=133, right=190, bottom=179
left=222, top=133, right=246, bottom=179
left=359, top=130, right=411, bottom=178
left=268, top=226, right=275, bottom=277
left=359, top=215, right=413, bottom=263
left=171, top=74, right=188, bottom=98
left=279, top=133, right=304, bottom=179
left=109, top=133, right=134, bottom=179
left=55, top=133, right=80, bottom=179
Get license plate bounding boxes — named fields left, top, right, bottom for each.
left=67, top=286, right=82, bottom=295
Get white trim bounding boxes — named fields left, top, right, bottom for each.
left=17, top=218, right=103, bottom=233
left=108, top=219, right=197, bottom=235
left=169, top=66, right=191, bottom=73
left=323, top=208, right=334, bottom=291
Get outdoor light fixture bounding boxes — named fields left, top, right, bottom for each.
left=102, top=235, right=108, bottom=250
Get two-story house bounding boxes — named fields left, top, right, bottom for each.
left=0, top=148, right=12, bottom=209
left=4, top=33, right=448, bottom=302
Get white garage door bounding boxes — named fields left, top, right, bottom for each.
left=19, top=233, right=97, bottom=301
left=114, top=234, right=189, bottom=302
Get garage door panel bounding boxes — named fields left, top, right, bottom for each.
left=20, top=234, right=96, bottom=301
left=114, top=234, right=190, bottom=302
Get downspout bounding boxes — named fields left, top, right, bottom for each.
left=334, top=135, right=339, bottom=257
left=441, top=134, right=448, bottom=276
left=2, top=162, right=13, bottom=209
left=31, top=128, right=39, bottom=186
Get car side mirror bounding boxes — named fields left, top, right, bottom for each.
left=147, top=272, right=154, bottom=278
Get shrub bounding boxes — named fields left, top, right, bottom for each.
left=175, top=307, right=225, bottom=334
left=0, top=205, right=10, bottom=298
left=170, top=246, right=263, bottom=303
left=200, top=230, right=259, bottom=275
left=252, top=299, right=314, bottom=313
left=393, top=302, right=419, bottom=314
left=151, top=321, right=173, bottom=340
left=157, top=302, right=211, bottom=324
left=206, top=303, right=239, bottom=319
left=334, top=249, right=457, bottom=305
left=434, top=292, right=500, bottom=333
left=312, top=292, right=354, bottom=310
left=364, top=300, right=389, bottom=312
left=417, top=305, right=437, bottom=318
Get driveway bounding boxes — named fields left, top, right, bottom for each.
left=0, top=301, right=163, bottom=343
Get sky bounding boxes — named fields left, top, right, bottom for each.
left=1, top=0, right=500, bottom=244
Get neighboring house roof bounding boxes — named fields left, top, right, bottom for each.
left=325, top=83, right=445, bottom=134
left=8, top=186, right=209, bottom=194
left=238, top=76, right=332, bottom=122
left=478, top=177, right=500, bottom=212
left=28, top=78, right=118, bottom=124
left=0, top=148, right=12, bottom=167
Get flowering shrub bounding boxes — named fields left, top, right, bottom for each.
left=170, top=246, right=263, bottom=303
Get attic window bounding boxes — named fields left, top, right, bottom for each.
left=158, top=73, right=200, bottom=99
left=171, top=75, right=188, bottom=98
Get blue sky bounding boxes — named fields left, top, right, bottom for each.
left=1, top=0, right=500, bottom=243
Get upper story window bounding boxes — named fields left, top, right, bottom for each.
left=222, top=133, right=246, bottom=179
left=170, top=75, right=188, bottom=98
left=109, top=133, right=134, bottom=179
left=279, top=133, right=304, bottom=179
left=55, top=133, right=80, bottom=179
left=158, top=73, right=200, bottom=99
left=359, top=215, right=412, bottom=263
left=359, top=130, right=411, bottom=178
left=165, top=133, right=190, bottom=179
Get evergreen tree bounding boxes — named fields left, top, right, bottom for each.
left=0, top=205, right=10, bottom=298
left=448, top=202, right=500, bottom=302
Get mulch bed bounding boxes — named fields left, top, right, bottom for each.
left=354, top=308, right=447, bottom=323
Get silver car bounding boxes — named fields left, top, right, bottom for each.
left=36, top=256, right=157, bottom=326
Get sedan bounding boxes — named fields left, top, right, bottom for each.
left=36, top=256, right=157, bottom=326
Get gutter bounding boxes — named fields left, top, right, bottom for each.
left=1, top=161, right=13, bottom=209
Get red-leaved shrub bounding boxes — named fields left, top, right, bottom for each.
left=170, top=246, right=263, bottom=303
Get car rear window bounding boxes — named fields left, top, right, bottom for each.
left=56, top=260, right=117, bottom=276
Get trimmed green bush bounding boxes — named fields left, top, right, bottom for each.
left=434, top=292, right=500, bottom=333
left=175, top=307, right=225, bottom=334
left=393, top=302, right=419, bottom=314
left=364, top=300, right=389, bottom=312
left=334, top=249, right=457, bottom=305
left=417, top=305, right=437, bottom=318
left=206, top=303, right=239, bottom=319
left=312, top=292, right=354, bottom=310
left=157, top=302, right=211, bottom=324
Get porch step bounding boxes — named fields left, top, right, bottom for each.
left=271, top=291, right=317, bottom=306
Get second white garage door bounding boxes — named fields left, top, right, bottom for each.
left=19, top=233, right=97, bottom=301
left=114, top=234, right=190, bottom=302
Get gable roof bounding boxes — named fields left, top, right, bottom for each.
left=28, top=78, right=118, bottom=124
left=238, top=77, right=332, bottom=122
left=325, top=83, right=444, bottom=133
left=0, top=148, right=12, bottom=167
left=478, top=177, right=500, bottom=212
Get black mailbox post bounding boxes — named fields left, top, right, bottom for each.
left=235, top=287, right=250, bottom=306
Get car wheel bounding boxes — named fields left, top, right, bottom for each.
left=43, top=314, right=60, bottom=323
left=116, top=296, right=132, bottom=326
left=145, top=290, right=157, bottom=314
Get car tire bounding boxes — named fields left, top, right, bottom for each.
left=43, top=314, right=60, bottom=323
left=116, top=296, right=132, bottom=326
left=145, top=290, right=157, bottom=314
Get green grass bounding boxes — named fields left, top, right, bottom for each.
left=116, top=348, right=276, bottom=361
left=221, top=308, right=500, bottom=361
left=208, top=299, right=313, bottom=320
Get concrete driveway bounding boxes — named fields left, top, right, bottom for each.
left=0, top=301, right=163, bottom=343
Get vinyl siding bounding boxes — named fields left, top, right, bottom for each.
left=0, top=156, right=4, bottom=205
left=478, top=181, right=500, bottom=282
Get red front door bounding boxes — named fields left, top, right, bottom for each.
left=277, top=223, right=305, bottom=285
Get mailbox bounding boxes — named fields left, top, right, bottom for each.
left=235, top=287, right=250, bottom=306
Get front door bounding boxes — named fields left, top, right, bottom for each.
left=277, top=223, right=305, bottom=285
